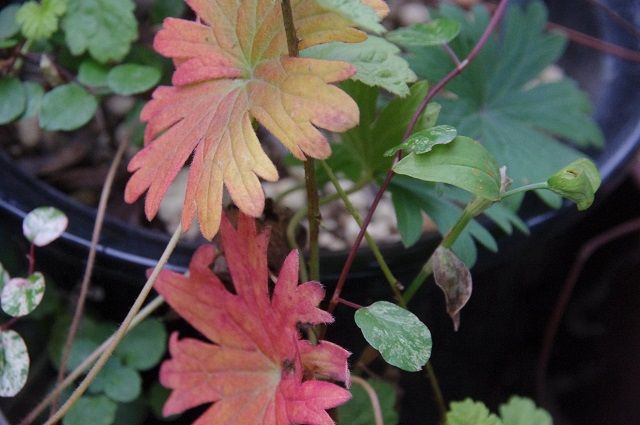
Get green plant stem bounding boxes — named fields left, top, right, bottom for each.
left=320, top=161, right=404, bottom=305
left=285, top=178, right=371, bottom=280
left=426, top=363, right=447, bottom=423
left=20, top=296, right=166, bottom=425
left=52, top=135, right=130, bottom=412
left=43, top=226, right=182, bottom=425
left=274, top=183, right=305, bottom=203
left=501, top=182, right=549, bottom=199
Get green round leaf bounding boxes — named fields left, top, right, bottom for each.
left=22, top=82, right=45, bottom=119
left=63, top=395, right=118, bottom=425
left=0, top=263, right=10, bottom=295
left=547, top=158, right=601, bottom=210
left=498, top=396, right=551, bottom=425
left=107, top=64, right=161, bottom=95
left=1, top=272, right=46, bottom=317
left=102, top=360, right=142, bottom=402
left=0, top=77, right=26, bottom=125
left=77, top=60, right=111, bottom=88
left=0, top=330, right=29, bottom=397
left=39, top=84, right=98, bottom=131
left=393, top=136, right=502, bottom=201
left=115, top=318, right=166, bottom=370
left=338, top=378, right=398, bottom=425
left=385, top=125, right=457, bottom=157
left=387, top=18, right=461, bottom=48
left=16, top=0, right=67, bottom=41
left=447, top=399, right=503, bottom=425
left=354, top=301, right=432, bottom=372
left=22, top=206, right=68, bottom=246
left=0, top=4, right=21, bottom=39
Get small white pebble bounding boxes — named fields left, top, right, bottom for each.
left=398, top=2, right=429, bottom=26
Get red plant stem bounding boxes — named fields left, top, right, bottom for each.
left=584, top=0, right=640, bottom=39
left=336, top=298, right=364, bottom=310
left=547, top=22, right=640, bottom=63
left=327, top=0, right=511, bottom=315
left=536, top=217, right=640, bottom=405
left=0, top=317, right=19, bottom=332
left=27, top=243, right=35, bottom=275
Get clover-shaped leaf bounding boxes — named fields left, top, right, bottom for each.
left=1, top=272, right=45, bottom=317
left=0, top=330, right=29, bottom=397
left=22, top=206, right=68, bottom=247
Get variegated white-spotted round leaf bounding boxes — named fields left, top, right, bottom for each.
left=22, top=206, right=68, bottom=247
left=0, top=262, right=9, bottom=294
left=355, top=301, right=432, bottom=372
left=1, top=273, right=45, bottom=317
left=0, top=330, right=29, bottom=397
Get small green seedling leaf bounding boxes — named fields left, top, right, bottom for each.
left=22, top=206, right=68, bottom=246
left=1, top=272, right=45, bottom=317
left=387, top=18, right=461, bottom=48
left=0, top=263, right=9, bottom=295
left=115, top=318, right=166, bottom=370
left=433, top=246, right=472, bottom=331
left=0, top=4, right=21, bottom=39
left=316, top=0, right=386, bottom=34
left=40, top=84, right=98, bottom=131
left=499, top=396, right=552, bottom=425
left=394, top=136, right=502, bottom=201
left=422, top=102, right=442, bottom=129
left=0, top=330, right=29, bottom=397
left=102, top=359, right=142, bottom=402
left=63, top=395, right=118, bottom=425
left=355, top=301, right=432, bottom=372
left=0, top=77, right=26, bottom=125
left=302, top=36, right=417, bottom=97
left=16, top=0, right=67, bottom=41
left=547, top=158, right=600, bottom=210
left=337, top=378, right=399, bottom=425
left=447, top=399, right=503, bottom=425
left=107, top=64, right=161, bottom=95
left=77, top=60, right=111, bottom=88
left=385, top=125, right=457, bottom=156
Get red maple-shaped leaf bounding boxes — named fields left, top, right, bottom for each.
left=155, top=213, right=351, bottom=424
left=124, top=0, right=389, bottom=239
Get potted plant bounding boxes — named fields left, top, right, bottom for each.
left=0, top=0, right=638, bottom=423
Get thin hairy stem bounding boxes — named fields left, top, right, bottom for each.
left=53, top=136, right=130, bottom=412
left=20, top=296, right=165, bottom=425
left=320, top=161, right=404, bottom=304
left=44, top=226, right=182, bottom=424
left=352, top=376, right=384, bottom=425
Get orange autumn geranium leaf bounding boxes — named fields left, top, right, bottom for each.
left=125, top=0, right=389, bottom=239
left=155, top=213, right=351, bottom=425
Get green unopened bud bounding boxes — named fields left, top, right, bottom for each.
left=547, top=158, right=601, bottom=210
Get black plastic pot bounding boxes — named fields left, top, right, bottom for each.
left=0, top=0, right=639, bottom=423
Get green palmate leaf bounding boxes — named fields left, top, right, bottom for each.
left=0, top=77, right=26, bottom=125
left=387, top=18, right=461, bottom=48
left=1, top=272, right=45, bottom=317
left=409, top=1, right=603, bottom=208
left=389, top=176, right=501, bottom=266
left=63, top=395, right=118, bottom=425
left=433, top=246, right=472, bottom=331
left=107, top=64, right=161, bottom=96
left=302, top=36, right=417, bottom=97
left=385, top=125, right=457, bottom=156
left=0, top=330, right=29, bottom=397
left=447, top=399, right=503, bottom=425
left=77, top=60, right=110, bottom=88
left=499, top=396, right=552, bottom=425
left=22, top=82, right=45, bottom=119
left=40, top=84, right=97, bottom=131
left=394, top=136, right=502, bottom=201
left=547, top=158, right=601, bottom=210
left=22, top=206, right=68, bottom=246
left=62, top=0, right=137, bottom=63
left=16, top=0, right=67, bottom=41
left=355, top=301, right=432, bottom=372
left=337, top=378, right=399, bottom=425
left=316, top=0, right=386, bottom=34
left=0, top=4, right=21, bottom=39
left=115, top=318, right=166, bottom=371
